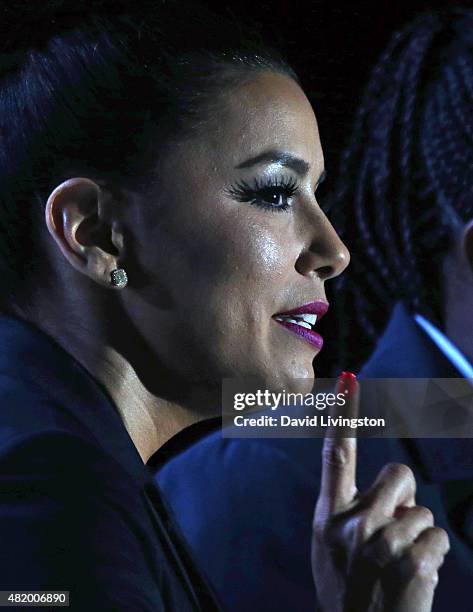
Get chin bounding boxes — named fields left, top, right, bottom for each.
left=264, top=364, right=315, bottom=396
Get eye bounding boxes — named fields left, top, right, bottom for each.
left=226, top=176, right=299, bottom=212
left=253, top=186, right=294, bottom=210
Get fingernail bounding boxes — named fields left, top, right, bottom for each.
left=340, top=371, right=357, bottom=395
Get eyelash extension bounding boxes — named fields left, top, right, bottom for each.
left=226, top=176, right=300, bottom=212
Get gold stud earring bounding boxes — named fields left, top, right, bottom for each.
left=110, top=268, right=128, bottom=288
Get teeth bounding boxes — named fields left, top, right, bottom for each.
left=274, top=315, right=314, bottom=330
left=294, top=313, right=317, bottom=326
left=275, top=313, right=318, bottom=328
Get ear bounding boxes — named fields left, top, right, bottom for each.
left=462, top=218, right=473, bottom=275
left=44, top=178, right=126, bottom=289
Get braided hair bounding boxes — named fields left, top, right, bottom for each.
left=331, top=8, right=473, bottom=372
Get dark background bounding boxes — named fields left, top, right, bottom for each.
left=210, top=0, right=469, bottom=175
left=207, top=0, right=472, bottom=375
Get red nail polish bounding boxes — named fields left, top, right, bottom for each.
left=340, top=371, right=357, bottom=395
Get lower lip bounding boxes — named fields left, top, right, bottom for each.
left=273, top=318, right=323, bottom=350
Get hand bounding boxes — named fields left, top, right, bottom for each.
left=311, top=372, right=450, bottom=612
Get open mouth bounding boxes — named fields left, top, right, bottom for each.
left=272, top=301, right=328, bottom=350
left=274, top=312, right=318, bottom=330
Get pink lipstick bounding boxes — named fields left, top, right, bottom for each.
left=272, top=300, right=328, bottom=350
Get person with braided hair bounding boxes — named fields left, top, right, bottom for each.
left=332, top=7, right=473, bottom=377
left=155, top=9, right=473, bottom=612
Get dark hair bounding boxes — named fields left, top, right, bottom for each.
left=330, top=8, right=473, bottom=371
left=0, top=0, right=298, bottom=307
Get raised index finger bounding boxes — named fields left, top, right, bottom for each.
left=317, top=371, right=359, bottom=515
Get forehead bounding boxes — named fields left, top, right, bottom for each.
left=185, top=71, right=323, bottom=176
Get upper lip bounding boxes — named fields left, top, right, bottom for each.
left=274, top=300, right=329, bottom=319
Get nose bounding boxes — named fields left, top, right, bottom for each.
left=295, top=211, right=350, bottom=281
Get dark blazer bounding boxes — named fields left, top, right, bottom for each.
left=156, top=302, right=473, bottom=611
left=0, top=314, right=221, bottom=611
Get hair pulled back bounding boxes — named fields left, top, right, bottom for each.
left=0, top=0, right=297, bottom=307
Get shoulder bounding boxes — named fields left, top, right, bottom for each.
left=156, top=431, right=323, bottom=541
left=0, top=428, right=129, bottom=484
left=0, top=429, right=141, bottom=535
left=360, top=302, right=455, bottom=378
left=155, top=432, right=322, bottom=611
left=158, top=430, right=323, bottom=489
left=0, top=373, right=101, bottom=454
left=0, top=429, right=163, bottom=608
left=0, top=316, right=132, bottom=453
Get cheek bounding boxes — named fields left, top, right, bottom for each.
left=233, top=228, right=293, bottom=313
left=193, top=221, right=296, bottom=372
left=206, top=209, right=296, bottom=287
left=248, top=223, right=289, bottom=278
left=161, top=193, right=295, bottom=290
left=197, top=216, right=298, bottom=345
left=136, top=193, right=299, bottom=356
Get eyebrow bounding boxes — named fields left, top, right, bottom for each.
left=236, top=150, right=311, bottom=177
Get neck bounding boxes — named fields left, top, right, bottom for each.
left=15, top=295, right=217, bottom=464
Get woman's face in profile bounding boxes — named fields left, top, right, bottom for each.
left=126, top=71, right=349, bottom=392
